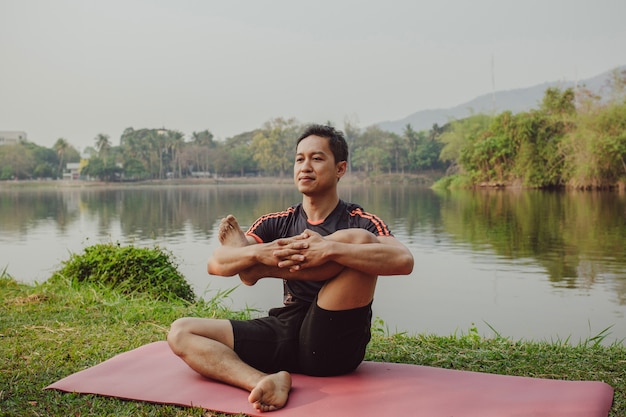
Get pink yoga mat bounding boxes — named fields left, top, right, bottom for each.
left=46, top=341, right=614, bottom=417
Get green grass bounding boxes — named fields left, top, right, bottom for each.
left=2, top=274, right=625, bottom=417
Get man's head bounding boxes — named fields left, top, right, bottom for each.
left=294, top=125, right=348, bottom=192
left=296, top=124, right=348, bottom=164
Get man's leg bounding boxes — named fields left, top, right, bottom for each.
left=295, top=229, right=378, bottom=376
left=167, top=216, right=291, bottom=412
left=169, top=218, right=378, bottom=408
left=316, top=228, right=379, bottom=311
left=167, top=318, right=291, bottom=412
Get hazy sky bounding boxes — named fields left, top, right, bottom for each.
left=1, top=0, right=625, bottom=150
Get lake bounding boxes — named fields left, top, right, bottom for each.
left=1, top=182, right=625, bottom=345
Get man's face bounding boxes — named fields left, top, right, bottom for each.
left=294, top=135, right=346, bottom=195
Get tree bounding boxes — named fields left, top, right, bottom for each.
left=412, top=124, right=445, bottom=171
left=343, top=117, right=361, bottom=173
left=541, top=87, right=576, bottom=116
left=165, top=130, right=185, bottom=178
left=561, top=100, right=626, bottom=188
left=459, top=112, right=517, bottom=184
left=386, top=132, right=408, bottom=173
left=451, top=89, right=575, bottom=187
left=403, top=124, right=419, bottom=156
left=229, top=145, right=256, bottom=176
left=251, top=118, right=300, bottom=176
left=191, top=130, right=216, bottom=147
left=351, top=126, right=390, bottom=174
left=121, top=128, right=153, bottom=178
left=439, top=114, right=492, bottom=165
left=95, top=133, right=112, bottom=159
left=121, top=157, right=149, bottom=180
left=186, top=130, right=217, bottom=176
left=0, top=143, right=35, bottom=179
left=53, top=138, right=70, bottom=179
left=81, top=156, right=122, bottom=181
left=30, top=143, right=61, bottom=179
left=223, top=130, right=258, bottom=176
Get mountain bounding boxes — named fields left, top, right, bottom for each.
left=375, top=66, right=625, bottom=134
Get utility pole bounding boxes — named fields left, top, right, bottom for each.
left=491, top=54, right=496, bottom=115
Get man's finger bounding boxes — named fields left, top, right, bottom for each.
left=273, top=249, right=303, bottom=258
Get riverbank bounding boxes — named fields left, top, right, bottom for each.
left=2, top=275, right=624, bottom=417
left=0, top=171, right=439, bottom=190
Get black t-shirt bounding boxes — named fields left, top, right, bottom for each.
left=246, top=200, right=393, bottom=303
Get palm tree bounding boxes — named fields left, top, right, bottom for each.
left=166, top=130, right=185, bottom=178
left=191, top=130, right=215, bottom=147
left=95, top=133, right=112, bottom=159
left=53, top=137, right=69, bottom=179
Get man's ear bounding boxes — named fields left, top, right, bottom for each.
left=336, top=161, right=347, bottom=179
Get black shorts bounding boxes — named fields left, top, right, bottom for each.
left=230, top=300, right=372, bottom=376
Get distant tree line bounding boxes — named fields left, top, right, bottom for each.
left=0, top=118, right=447, bottom=182
left=1, top=68, right=624, bottom=188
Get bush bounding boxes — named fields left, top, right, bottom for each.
left=431, top=174, right=473, bottom=190
left=50, top=243, right=195, bottom=302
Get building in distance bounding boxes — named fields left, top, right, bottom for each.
left=0, top=131, right=28, bottom=146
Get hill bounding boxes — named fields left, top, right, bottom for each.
left=375, top=66, right=625, bottom=134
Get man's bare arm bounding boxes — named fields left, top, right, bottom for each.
left=327, top=235, right=413, bottom=276
left=208, top=233, right=341, bottom=276
left=207, top=240, right=250, bottom=276
left=208, top=227, right=413, bottom=284
left=273, top=229, right=414, bottom=277
left=208, top=235, right=344, bottom=286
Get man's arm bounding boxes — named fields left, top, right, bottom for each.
left=326, top=235, right=414, bottom=276
left=272, top=229, right=414, bottom=277
left=207, top=232, right=341, bottom=275
left=207, top=235, right=272, bottom=277
left=208, top=227, right=413, bottom=284
left=207, top=234, right=344, bottom=286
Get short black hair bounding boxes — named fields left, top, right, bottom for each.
left=296, top=124, right=348, bottom=163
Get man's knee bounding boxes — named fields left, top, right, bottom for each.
left=167, top=317, right=235, bottom=354
left=329, top=228, right=378, bottom=244
left=167, top=317, right=190, bottom=356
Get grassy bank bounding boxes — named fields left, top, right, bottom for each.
left=2, top=275, right=625, bottom=416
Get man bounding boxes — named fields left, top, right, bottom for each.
left=167, top=124, right=414, bottom=412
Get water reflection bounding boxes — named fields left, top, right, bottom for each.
left=1, top=183, right=625, bottom=342
left=435, top=189, right=626, bottom=293
left=0, top=188, right=82, bottom=235
left=2, top=185, right=625, bottom=294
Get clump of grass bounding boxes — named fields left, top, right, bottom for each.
left=50, top=242, right=195, bottom=302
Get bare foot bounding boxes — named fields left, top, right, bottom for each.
left=248, top=371, right=292, bottom=412
left=218, top=215, right=248, bottom=247
left=218, top=215, right=261, bottom=286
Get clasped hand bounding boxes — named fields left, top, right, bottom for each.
left=272, top=229, right=326, bottom=272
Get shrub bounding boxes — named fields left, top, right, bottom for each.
left=50, top=243, right=195, bottom=302
left=432, top=174, right=473, bottom=190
